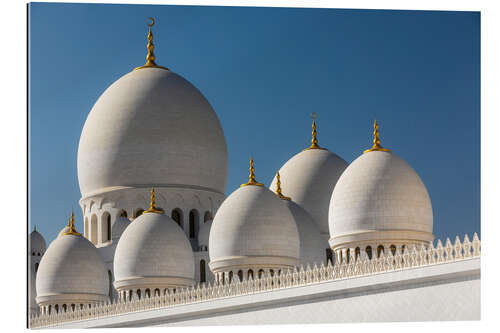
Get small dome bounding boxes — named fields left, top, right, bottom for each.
left=329, top=150, right=434, bottom=250
left=209, top=185, right=300, bottom=273
left=77, top=68, right=228, bottom=198
left=197, top=219, right=212, bottom=249
left=30, top=228, right=46, bottom=256
left=270, top=148, right=348, bottom=235
left=36, top=234, right=109, bottom=307
left=283, top=200, right=326, bottom=266
left=111, top=216, right=131, bottom=240
left=114, top=211, right=195, bottom=291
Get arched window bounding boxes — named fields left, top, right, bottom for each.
left=229, top=271, right=233, bottom=282
left=377, top=245, right=384, bottom=258
left=145, top=289, right=151, bottom=298
left=48, top=305, right=51, bottom=315
left=200, top=260, right=206, bottom=283
left=62, top=304, right=67, bottom=312
left=189, top=209, right=199, bottom=239
left=390, top=244, right=397, bottom=256
left=108, top=270, right=113, bottom=298
left=90, top=214, right=98, bottom=245
left=154, top=288, right=160, bottom=297
left=204, top=211, right=211, bottom=223
left=35, top=263, right=39, bottom=273
left=258, top=269, right=264, bottom=279
left=84, top=217, right=89, bottom=238
left=366, top=246, right=373, bottom=260
left=135, top=209, right=144, bottom=218
left=401, top=244, right=406, bottom=254
left=346, top=249, right=351, bottom=263
left=171, top=209, right=183, bottom=229
left=118, top=210, right=127, bottom=219
left=221, top=272, right=225, bottom=285
left=128, top=290, right=133, bottom=302
left=136, top=289, right=141, bottom=300
left=71, top=304, right=75, bottom=311
left=107, top=216, right=111, bottom=240
left=326, top=248, right=333, bottom=265
left=247, top=269, right=254, bottom=280
left=54, top=304, right=59, bottom=313
left=238, top=270, right=243, bottom=282
left=355, top=247, right=361, bottom=260
left=101, top=212, right=111, bottom=243
left=269, top=269, right=274, bottom=277
left=37, top=252, right=40, bottom=256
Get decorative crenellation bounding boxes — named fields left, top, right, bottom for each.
left=29, top=233, right=480, bottom=328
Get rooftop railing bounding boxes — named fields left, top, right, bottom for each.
left=29, top=233, right=480, bottom=328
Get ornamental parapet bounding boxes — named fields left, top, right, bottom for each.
left=29, top=233, right=481, bottom=328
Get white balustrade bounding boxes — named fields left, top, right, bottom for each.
left=29, top=233, right=481, bottom=328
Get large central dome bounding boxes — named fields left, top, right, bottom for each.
left=78, top=67, right=228, bottom=197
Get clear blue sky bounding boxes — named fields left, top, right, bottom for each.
left=28, top=3, right=480, bottom=244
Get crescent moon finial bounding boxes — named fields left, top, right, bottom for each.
left=134, top=17, right=169, bottom=71
left=303, top=112, right=322, bottom=150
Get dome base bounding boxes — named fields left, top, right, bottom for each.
left=209, top=255, right=299, bottom=274
left=329, top=229, right=435, bottom=251
left=36, top=293, right=109, bottom=307
left=114, top=276, right=195, bottom=292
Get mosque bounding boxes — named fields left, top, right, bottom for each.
left=28, top=19, right=480, bottom=327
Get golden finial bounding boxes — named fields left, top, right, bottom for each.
left=363, top=119, right=391, bottom=154
left=144, top=187, right=165, bottom=214
left=275, top=171, right=291, bottom=200
left=303, top=112, right=326, bottom=151
left=63, top=211, right=81, bottom=236
left=134, top=18, right=169, bottom=71
left=240, top=157, right=264, bottom=187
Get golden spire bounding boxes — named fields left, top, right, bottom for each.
left=134, top=17, right=169, bottom=71
left=303, top=112, right=326, bottom=151
left=275, top=171, right=291, bottom=200
left=240, top=157, right=264, bottom=187
left=363, top=119, right=391, bottom=154
left=144, top=187, right=165, bottom=214
left=63, top=211, right=81, bottom=236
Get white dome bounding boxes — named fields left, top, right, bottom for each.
left=77, top=67, right=228, bottom=198
left=30, top=229, right=46, bottom=256
left=36, top=234, right=109, bottom=307
left=270, top=148, right=348, bottom=235
left=329, top=150, right=434, bottom=250
left=113, top=212, right=195, bottom=291
left=283, top=200, right=326, bottom=266
left=209, top=185, right=300, bottom=273
left=111, top=216, right=130, bottom=240
left=198, top=219, right=212, bottom=249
